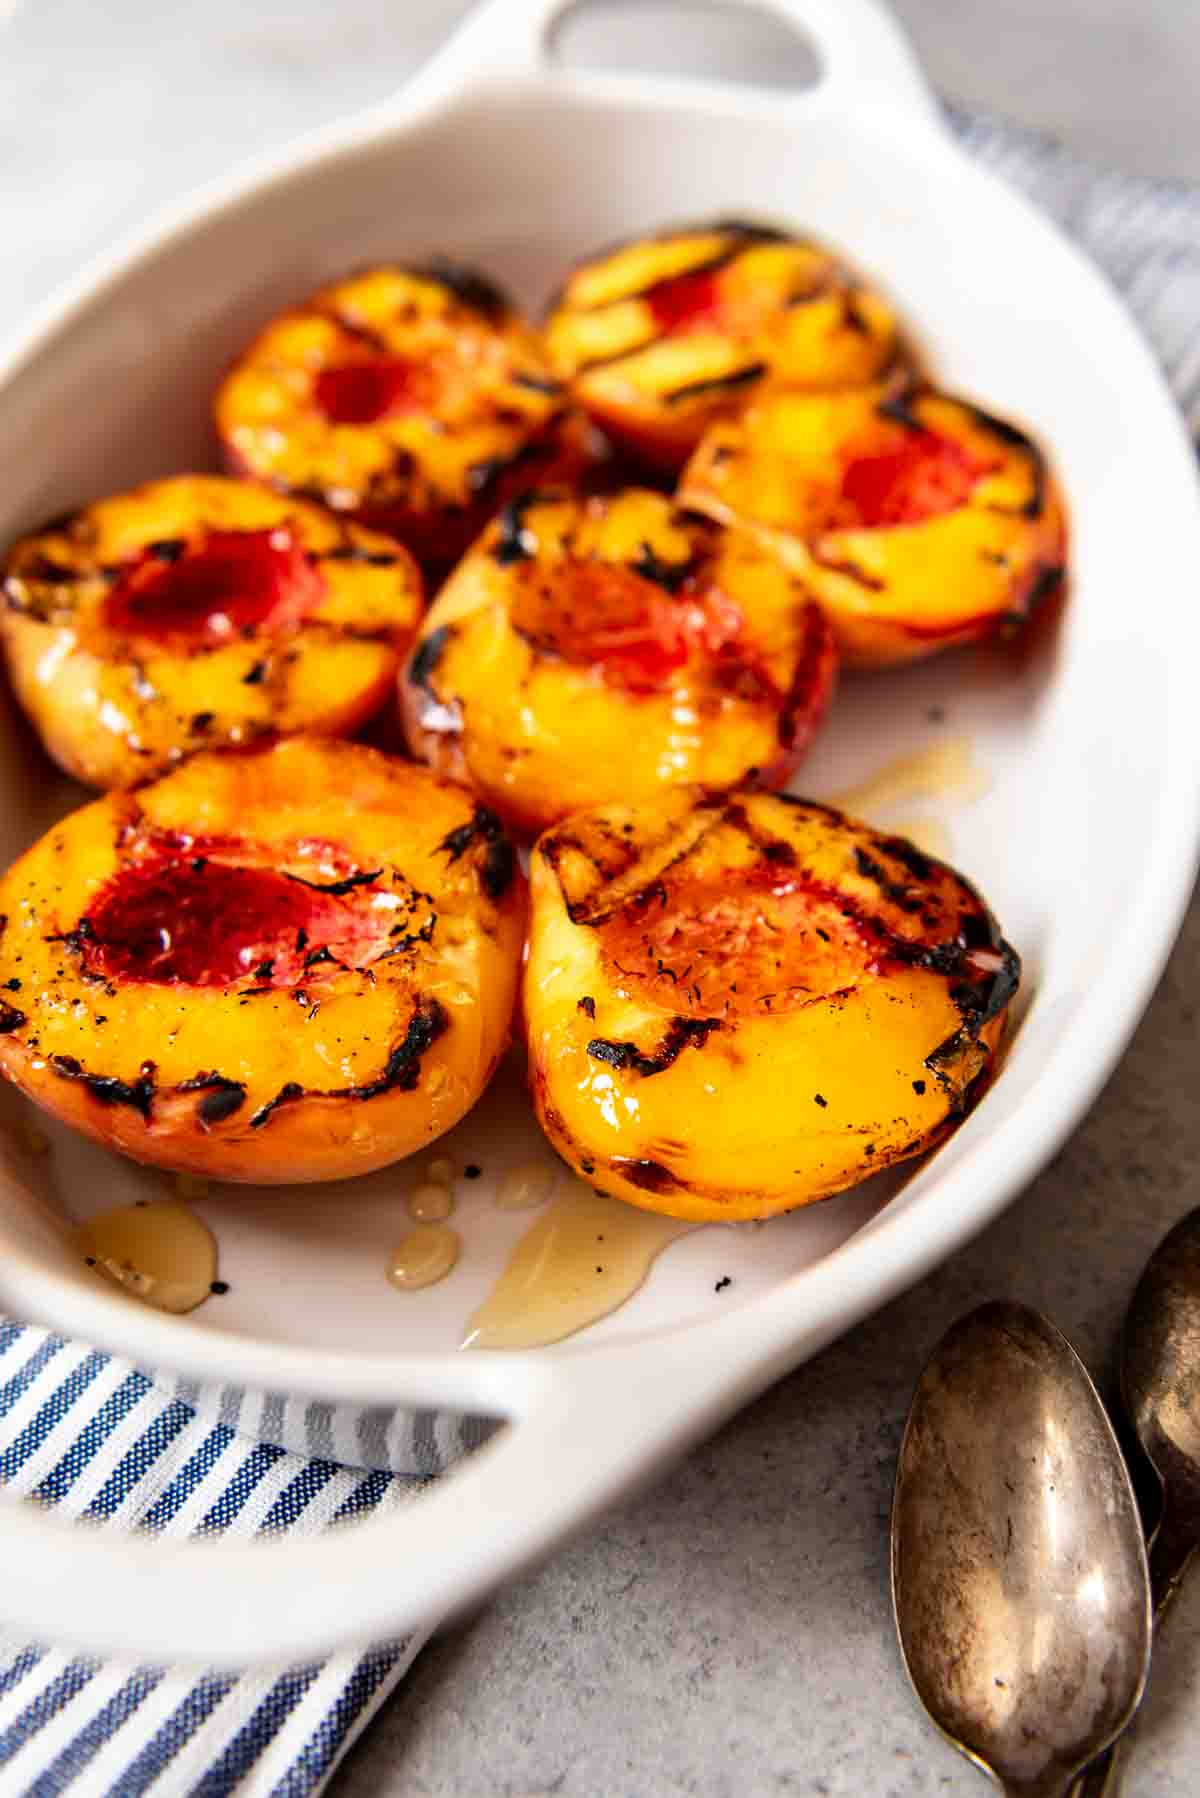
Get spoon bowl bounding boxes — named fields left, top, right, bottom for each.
left=1124, top=1204, right=1200, bottom=1599
left=892, top=1301, right=1152, bottom=1798
left=1061, top=1208, right=1200, bottom=1798
left=1071, top=1205, right=1200, bottom=1798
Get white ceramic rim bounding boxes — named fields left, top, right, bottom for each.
left=0, top=0, right=1197, bottom=1668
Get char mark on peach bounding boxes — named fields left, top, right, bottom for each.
left=417, top=258, right=510, bottom=320
left=663, top=362, right=767, bottom=407
left=50, top=1055, right=156, bottom=1119
left=609, top=1155, right=676, bottom=1193
left=408, top=624, right=455, bottom=693
left=438, top=805, right=516, bottom=900
left=492, top=492, right=545, bottom=566
left=178, top=1071, right=248, bottom=1125
left=587, top=1015, right=721, bottom=1078
left=284, top=868, right=382, bottom=897
left=248, top=995, right=449, bottom=1127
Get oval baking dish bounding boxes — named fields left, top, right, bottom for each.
left=0, top=0, right=1197, bottom=1668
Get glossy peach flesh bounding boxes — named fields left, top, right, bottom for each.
left=313, top=357, right=432, bottom=424
left=509, top=561, right=746, bottom=693
left=77, top=851, right=389, bottom=987
left=645, top=266, right=725, bottom=334
left=837, top=430, right=996, bottom=528
left=104, top=528, right=325, bottom=646
left=596, top=869, right=880, bottom=1018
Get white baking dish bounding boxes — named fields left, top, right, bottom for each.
left=0, top=0, right=1197, bottom=1669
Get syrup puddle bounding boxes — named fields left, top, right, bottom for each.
left=831, top=736, right=988, bottom=841
left=494, top=1158, right=558, bottom=1212
left=387, top=1222, right=462, bottom=1289
left=406, top=1182, right=455, bottom=1223
left=462, top=1183, right=696, bottom=1350
left=882, top=814, right=952, bottom=859
left=73, top=1199, right=218, bottom=1314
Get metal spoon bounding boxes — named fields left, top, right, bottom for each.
left=1122, top=1204, right=1200, bottom=1612
left=892, top=1301, right=1152, bottom=1798
left=1074, top=1204, right=1200, bottom=1797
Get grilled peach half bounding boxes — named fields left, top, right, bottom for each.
left=215, top=263, right=582, bottom=571
left=399, top=488, right=836, bottom=836
left=680, top=382, right=1067, bottom=668
left=0, top=739, right=525, bottom=1182
left=0, top=476, right=424, bottom=790
left=525, top=788, right=1017, bottom=1220
left=544, top=220, right=900, bottom=473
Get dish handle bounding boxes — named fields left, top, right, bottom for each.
left=409, top=0, right=942, bottom=133
left=0, top=1316, right=781, bottom=1668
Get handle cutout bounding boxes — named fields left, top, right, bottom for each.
left=549, top=0, right=821, bottom=94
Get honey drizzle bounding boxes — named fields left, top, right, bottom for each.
left=388, top=1223, right=461, bottom=1290
left=73, top=1199, right=218, bottom=1315
left=463, top=1184, right=695, bottom=1350
left=831, top=736, right=987, bottom=822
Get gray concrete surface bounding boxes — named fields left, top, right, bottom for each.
left=3, top=1, right=1199, bottom=1791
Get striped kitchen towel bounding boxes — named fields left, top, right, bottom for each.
left=0, top=108, right=1198, bottom=1797
left=0, top=1319, right=432, bottom=1798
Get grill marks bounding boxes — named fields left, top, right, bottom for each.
left=492, top=493, right=815, bottom=716
left=853, top=846, right=925, bottom=916
left=2, top=509, right=91, bottom=619
left=877, top=388, right=1047, bottom=522
left=663, top=361, right=767, bottom=407
left=492, top=491, right=544, bottom=566
left=50, top=1055, right=157, bottom=1119
left=921, top=941, right=1021, bottom=1113
left=419, top=258, right=511, bottom=321
left=341, top=994, right=448, bottom=1099
left=27, top=803, right=466, bottom=1127
left=774, top=601, right=836, bottom=760
left=217, top=267, right=566, bottom=573
left=41, top=988, right=449, bottom=1131
left=557, top=795, right=1016, bottom=1077
left=284, top=867, right=382, bottom=897
left=610, top=1155, right=677, bottom=1193
left=408, top=623, right=455, bottom=692
left=179, top=1072, right=248, bottom=1125
left=842, top=821, right=1020, bottom=1093
left=247, top=1081, right=304, bottom=1129
left=570, top=223, right=781, bottom=318
left=1021, top=560, right=1066, bottom=617
left=560, top=221, right=874, bottom=399
left=0, top=734, right=529, bottom=1186
left=630, top=542, right=697, bottom=593
left=587, top=1015, right=722, bottom=1078
left=438, top=805, right=516, bottom=901
left=568, top=222, right=788, bottom=372
left=961, top=398, right=1048, bottom=520
left=249, top=995, right=448, bottom=1126
left=1, top=481, right=427, bottom=796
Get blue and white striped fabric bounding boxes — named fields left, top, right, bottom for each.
left=1, top=110, right=1199, bottom=1797
left=0, top=1319, right=429, bottom=1796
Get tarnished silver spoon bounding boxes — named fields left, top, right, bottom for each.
left=1075, top=1204, right=1200, bottom=1797
left=1122, top=1204, right=1200, bottom=1614
left=892, top=1301, right=1152, bottom=1798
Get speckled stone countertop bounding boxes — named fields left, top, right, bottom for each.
left=3, top=2, right=1199, bottom=1791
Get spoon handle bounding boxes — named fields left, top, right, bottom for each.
left=1068, top=1513, right=1195, bottom=1798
